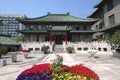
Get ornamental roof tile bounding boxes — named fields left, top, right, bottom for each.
left=0, top=36, right=19, bottom=45
left=17, top=13, right=98, bottom=23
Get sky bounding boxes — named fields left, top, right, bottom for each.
left=0, top=0, right=101, bottom=18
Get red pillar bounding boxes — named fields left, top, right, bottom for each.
left=50, top=33, right=52, bottom=44
left=65, top=33, right=67, bottom=45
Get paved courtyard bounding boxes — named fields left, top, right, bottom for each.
left=0, top=52, right=120, bottom=80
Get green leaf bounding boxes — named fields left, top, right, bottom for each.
left=107, top=32, right=120, bottom=49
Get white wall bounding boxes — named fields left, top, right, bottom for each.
left=66, top=41, right=112, bottom=53
left=21, top=42, right=53, bottom=52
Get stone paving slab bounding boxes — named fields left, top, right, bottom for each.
left=0, top=53, right=120, bottom=80
left=0, top=54, right=48, bottom=79
left=70, top=53, right=120, bottom=80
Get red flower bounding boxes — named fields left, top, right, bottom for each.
left=22, top=63, right=52, bottom=74
left=22, top=49, right=30, bottom=52
left=70, top=64, right=99, bottom=80
left=62, top=65, right=70, bottom=72
left=21, top=63, right=99, bottom=80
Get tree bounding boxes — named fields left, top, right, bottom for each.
left=0, top=46, right=8, bottom=59
left=14, top=34, right=24, bottom=42
left=107, top=32, right=120, bottom=51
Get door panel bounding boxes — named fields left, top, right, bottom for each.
left=55, top=35, right=62, bottom=44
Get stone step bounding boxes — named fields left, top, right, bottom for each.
left=53, top=45, right=66, bottom=53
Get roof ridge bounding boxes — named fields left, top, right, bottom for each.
left=17, top=13, right=99, bottom=22
left=48, top=13, right=69, bottom=16
left=22, top=13, right=69, bottom=20
left=69, top=15, right=97, bottom=20
left=24, top=14, right=48, bottom=20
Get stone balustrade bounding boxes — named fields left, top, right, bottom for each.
left=21, top=41, right=54, bottom=52
left=20, top=41, right=111, bottom=53
left=66, top=41, right=111, bottom=53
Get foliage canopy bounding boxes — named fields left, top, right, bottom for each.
left=107, top=32, right=120, bottom=50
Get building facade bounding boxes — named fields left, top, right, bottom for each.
left=18, top=0, right=120, bottom=44
left=17, top=13, right=98, bottom=44
left=17, top=0, right=120, bottom=52
left=0, top=14, right=25, bottom=37
left=89, top=0, right=120, bottom=40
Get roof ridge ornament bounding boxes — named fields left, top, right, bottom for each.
left=47, top=12, right=51, bottom=15
left=67, top=12, right=70, bottom=15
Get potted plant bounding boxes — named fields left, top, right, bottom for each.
left=41, top=45, right=49, bottom=54
left=107, top=32, right=120, bottom=58
left=0, top=46, right=8, bottom=67
left=66, top=46, right=74, bottom=53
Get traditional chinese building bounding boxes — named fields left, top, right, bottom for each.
left=0, top=34, right=20, bottom=51
left=17, top=12, right=98, bottom=45
left=17, top=0, right=120, bottom=52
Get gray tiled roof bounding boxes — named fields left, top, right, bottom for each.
left=17, top=13, right=98, bottom=23
left=0, top=36, right=19, bottom=45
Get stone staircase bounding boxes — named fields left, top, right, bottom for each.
left=53, top=45, right=66, bottom=53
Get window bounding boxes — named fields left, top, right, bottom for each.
left=29, top=48, right=33, bottom=51
left=109, top=14, right=115, bottom=25
left=67, top=25, right=72, bottom=30
left=96, top=25, right=98, bottom=29
left=38, top=25, right=42, bottom=30
left=76, top=26, right=79, bottom=30
left=29, top=35, right=35, bottom=41
left=83, top=47, right=88, bottom=51
left=99, top=23, right=102, bottom=29
left=107, top=0, right=114, bottom=11
left=101, top=8, right=104, bottom=18
left=83, top=26, right=87, bottom=30
left=98, top=48, right=101, bottom=51
left=102, top=21, right=105, bottom=27
left=103, top=48, right=107, bottom=52
left=30, top=25, right=34, bottom=30
left=35, top=48, right=40, bottom=51
left=77, top=48, right=82, bottom=50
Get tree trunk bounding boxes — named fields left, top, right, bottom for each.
left=0, top=54, right=2, bottom=59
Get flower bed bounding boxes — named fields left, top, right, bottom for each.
left=21, top=49, right=30, bottom=52
left=16, top=55, right=99, bottom=80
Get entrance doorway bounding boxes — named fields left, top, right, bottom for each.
left=55, top=35, right=63, bottom=44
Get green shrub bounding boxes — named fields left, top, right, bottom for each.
left=41, top=45, right=49, bottom=54
left=0, top=46, right=8, bottom=59
left=66, top=46, right=74, bottom=53
left=107, top=32, right=120, bottom=52
left=14, top=34, right=24, bottom=42
left=51, top=55, right=63, bottom=71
